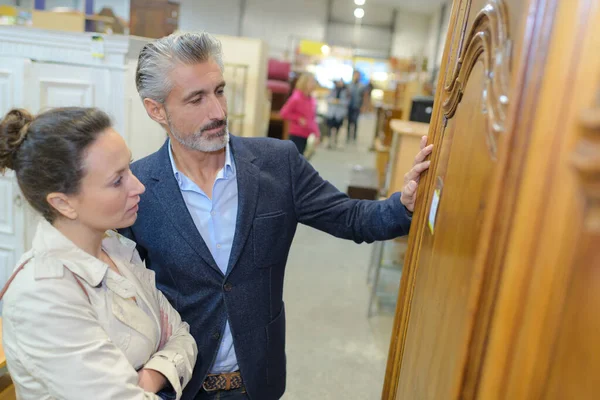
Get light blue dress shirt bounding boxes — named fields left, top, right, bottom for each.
left=168, top=139, right=239, bottom=373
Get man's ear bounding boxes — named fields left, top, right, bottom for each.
left=143, top=98, right=168, bottom=125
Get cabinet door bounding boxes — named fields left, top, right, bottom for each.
left=383, top=0, right=552, bottom=398
left=27, top=62, right=110, bottom=113
left=476, top=0, right=600, bottom=398
left=0, top=57, right=28, bottom=305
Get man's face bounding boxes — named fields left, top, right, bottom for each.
left=163, top=59, right=229, bottom=152
left=353, top=71, right=360, bottom=83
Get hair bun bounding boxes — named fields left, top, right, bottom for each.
left=0, top=108, right=34, bottom=172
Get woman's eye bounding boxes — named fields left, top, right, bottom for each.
left=113, top=176, right=123, bottom=187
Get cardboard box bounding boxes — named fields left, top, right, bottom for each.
left=31, top=10, right=85, bottom=32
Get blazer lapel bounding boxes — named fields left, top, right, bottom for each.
left=148, top=141, right=222, bottom=276
left=226, top=136, right=259, bottom=276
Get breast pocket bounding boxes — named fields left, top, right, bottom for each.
left=253, top=212, right=288, bottom=268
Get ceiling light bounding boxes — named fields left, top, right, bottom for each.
left=354, top=0, right=365, bottom=5
left=354, top=8, right=365, bottom=19
left=321, top=45, right=331, bottom=55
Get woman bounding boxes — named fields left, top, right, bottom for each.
left=326, top=79, right=349, bottom=149
left=0, top=107, right=197, bottom=400
left=279, top=72, right=320, bottom=155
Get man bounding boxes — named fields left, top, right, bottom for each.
left=346, top=70, right=365, bottom=144
left=121, top=32, right=432, bottom=400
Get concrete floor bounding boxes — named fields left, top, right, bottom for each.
left=282, top=114, right=396, bottom=400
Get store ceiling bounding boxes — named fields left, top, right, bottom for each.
left=366, top=0, right=446, bottom=14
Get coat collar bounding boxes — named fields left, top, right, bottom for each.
left=30, top=219, right=138, bottom=288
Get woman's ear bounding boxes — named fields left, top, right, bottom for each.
left=46, top=192, right=78, bottom=220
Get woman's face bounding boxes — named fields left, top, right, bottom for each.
left=65, top=128, right=145, bottom=232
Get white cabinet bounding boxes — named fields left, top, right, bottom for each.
left=0, top=57, right=28, bottom=294
left=0, top=27, right=164, bottom=299
left=0, top=174, right=26, bottom=296
left=0, top=57, right=28, bottom=114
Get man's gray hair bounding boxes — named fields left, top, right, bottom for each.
left=135, top=31, right=224, bottom=103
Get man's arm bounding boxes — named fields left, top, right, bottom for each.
left=287, top=136, right=432, bottom=243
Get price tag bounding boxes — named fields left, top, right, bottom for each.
left=428, top=177, right=443, bottom=234
left=91, top=35, right=105, bottom=59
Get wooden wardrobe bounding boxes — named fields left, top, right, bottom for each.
left=383, top=0, right=600, bottom=399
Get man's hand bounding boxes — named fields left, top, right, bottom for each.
left=138, top=368, right=167, bottom=393
left=299, top=117, right=307, bottom=126
left=401, top=136, right=433, bottom=212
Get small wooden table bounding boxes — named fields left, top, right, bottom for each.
left=347, top=166, right=380, bottom=200
left=386, top=120, right=430, bottom=196
left=269, top=111, right=289, bottom=141
left=367, top=119, right=430, bottom=318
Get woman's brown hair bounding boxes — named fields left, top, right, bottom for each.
left=0, top=107, right=112, bottom=222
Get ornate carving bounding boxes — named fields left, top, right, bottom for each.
left=572, top=93, right=600, bottom=231
left=442, top=0, right=511, bottom=158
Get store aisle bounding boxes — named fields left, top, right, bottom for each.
left=283, top=114, right=396, bottom=400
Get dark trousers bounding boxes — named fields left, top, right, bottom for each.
left=195, top=387, right=249, bottom=400
left=289, top=134, right=307, bottom=155
left=347, top=107, right=360, bottom=142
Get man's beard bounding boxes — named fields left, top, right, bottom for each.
left=166, top=111, right=229, bottom=152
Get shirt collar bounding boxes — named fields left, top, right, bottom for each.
left=168, top=138, right=235, bottom=189
left=30, top=219, right=137, bottom=287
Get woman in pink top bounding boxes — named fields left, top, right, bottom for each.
left=279, top=73, right=320, bottom=155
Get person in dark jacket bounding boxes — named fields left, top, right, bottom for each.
left=346, top=70, right=365, bottom=144
left=325, top=79, right=349, bottom=149
left=121, top=31, right=433, bottom=400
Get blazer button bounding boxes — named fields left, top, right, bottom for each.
left=224, top=283, right=233, bottom=292
left=213, top=332, right=220, bottom=339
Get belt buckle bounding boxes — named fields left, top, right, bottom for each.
left=202, top=383, right=219, bottom=392
left=202, top=374, right=220, bottom=392
left=203, top=372, right=241, bottom=392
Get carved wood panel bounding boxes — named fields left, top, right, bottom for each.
left=443, top=0, right=510, bottom=159
left=543, top=72, right=600, bottom=399
left=472, top=0, right=600, bottom=398
left=383, top=0, right=538, bottom=398
left=391, top=1, right=518, bottom=398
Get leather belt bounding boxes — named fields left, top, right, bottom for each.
left=202, top=371, right=243, bottom=392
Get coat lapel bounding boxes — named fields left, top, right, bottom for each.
left=226, top=136, right=259, bottom=276
left=149, top=141, right=222, bottom=276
